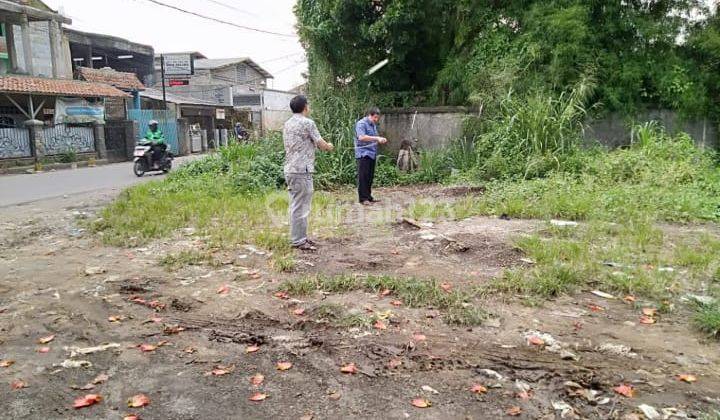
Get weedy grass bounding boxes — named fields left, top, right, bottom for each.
left=693, top=301, right=720, bottom=339
left=278, top=275, right=487, bottom=326
left=159, top=250, right=218, bottom=271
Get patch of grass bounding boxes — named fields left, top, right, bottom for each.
left=159, top=250, right=216, bottom=270
left=693, top=301, right=720, bottom=338
left=278, top=275, right=486, bottom=326
left=270, top=253, right=296, bottom=272
left=312, top=303, right=345, bottom=321
left=338, top=313, right=374, bottom=328
left=280, top=277, right=318, bottom=296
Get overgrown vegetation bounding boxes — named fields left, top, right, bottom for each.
left=278, top=274, right=487, bottom=326
left=296, top=0, right=719, bottom=118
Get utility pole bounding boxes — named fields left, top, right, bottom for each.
left=160, top=54, right=167, bottom=110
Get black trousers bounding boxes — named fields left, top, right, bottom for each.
left=151, top=143, right=167, bottom=165
left=357, top=156, right=376, bottom=203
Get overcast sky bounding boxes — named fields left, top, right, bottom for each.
left=43, top=0, right=306, bottom=90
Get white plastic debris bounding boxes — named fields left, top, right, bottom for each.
left=84, top=266, right=106, bottom=276
left=638, top=404, right=661, bottom=420
left=65, top=343, right=120, bottom=358
left=524, top=330, right=563, bottom=353
left=591, top=290, right=616, bottom=299
left=552, top=401, right=575, bottom=418
left=550, top=220, right=579, bottom=227
left=597, top=343, right=638, bottom=359
left=478, top=369, right=504, bottom=381
left=59, top=360, right=93, bottom=369
left=421, top=385, right=440, bottom=395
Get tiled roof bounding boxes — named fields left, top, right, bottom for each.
left=77, top=67, right=145, bottom=91
left=0, top=75, right=129, bottom=97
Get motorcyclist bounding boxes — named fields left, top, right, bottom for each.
left=144, top=120, right=166, bottom=165
left=234, top=122, right=248, bottom=141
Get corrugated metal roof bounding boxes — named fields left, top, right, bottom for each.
left=194, top=58, right=273, bottom=79
left=140, top=87, right=222, bottom=106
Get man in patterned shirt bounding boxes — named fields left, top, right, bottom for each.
left=283, top=95, right=334, bottom=251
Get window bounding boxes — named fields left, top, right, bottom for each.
left=236, top=65, right=246, bottom=82
left=0, top=23, right=8, bottom=75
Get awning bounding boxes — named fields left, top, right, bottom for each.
left=0, top=75, right=129, bottom=98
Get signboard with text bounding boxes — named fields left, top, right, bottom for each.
left=163, top=54, right=194, bottom=76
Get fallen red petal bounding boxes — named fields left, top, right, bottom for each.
left=470, top=384, right=487, bottom=394
left=11, top=380, right=26, bottom=390
left=411, top=398, right=431, bottom=408
left=139, top=344, right=157, bottom=352
left=678, top=374, right=697, bottom=383
left=528, top=336, right=545, bottom=346
left=250, top=373, right=264, bottom=386
left=37, top=347, right=50, bottom=353
left=639, top=315, right=656, bottom=325
left=249, top=392, right=267, bottom=402
left=127, top=394, right=150, bottom=408
left=73, top=394, right=102, bottom=409
left=374, top=320, right=387, bottom=330
left=293, top=308, right=306, bottom=316
left=613, top=384, right=635, bottom=398
left=507, top=406, right=522, bottom=416
left=340, top=363, right=358, bottom=374
left=276, top=361, right=293, bottom=371
left=217, top=285, right=230, bottom=295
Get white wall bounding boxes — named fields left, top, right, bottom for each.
left=261, top=89, right=294, bottom=131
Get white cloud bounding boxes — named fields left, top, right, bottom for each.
left=44, top=0, right=307, bottom=90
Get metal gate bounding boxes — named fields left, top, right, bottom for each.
left=105, top=120, right=131, bottom=161
left=43, top=125, right=95, bottom=155
left=128, top=110, right=178, bottom=154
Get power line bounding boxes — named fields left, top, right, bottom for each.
left=202, top=0, right=261, bottom=18
left=140, top=0, right=297, bottom=38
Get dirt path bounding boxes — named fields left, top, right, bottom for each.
left=1, top=188, right=719, bottom=419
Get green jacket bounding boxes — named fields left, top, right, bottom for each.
left=144, top=128, right=165, bottom=144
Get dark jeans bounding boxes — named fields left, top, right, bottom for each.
left=357, top=156, right=376, bottom=203
left=151, top=143, right=167, bottom=165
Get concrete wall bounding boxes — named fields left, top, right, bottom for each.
left=585, top=111, right=718, bottom=149
left=261, top=89, right=294, bottom=132
left=377, top=107, right=718, bottom=154
left=379, top=107, right=472, bottom=153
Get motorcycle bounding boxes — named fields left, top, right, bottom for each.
left=133, top=141, right=173, bottom=177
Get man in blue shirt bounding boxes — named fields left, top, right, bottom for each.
left=355, top=107, right=387, bottom=205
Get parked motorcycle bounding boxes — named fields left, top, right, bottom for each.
left=133, top=141, right=173, bottom=177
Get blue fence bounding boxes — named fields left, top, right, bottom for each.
left=128, top=109, right=179, bottom=154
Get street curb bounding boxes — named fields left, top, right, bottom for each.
left=0, top=159, right=112, bottom=175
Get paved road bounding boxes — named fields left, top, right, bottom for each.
left=0, top=157, right=197, bottom=208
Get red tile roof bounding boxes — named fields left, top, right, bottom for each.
left=77, top=67, right=145, bottom=91
left=0, top=75, right=129, bottom=97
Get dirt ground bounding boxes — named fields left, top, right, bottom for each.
left=1, top=187, right=719, bottom=419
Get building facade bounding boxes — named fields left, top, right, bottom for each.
left=0, top=0, right=128, bottom=168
